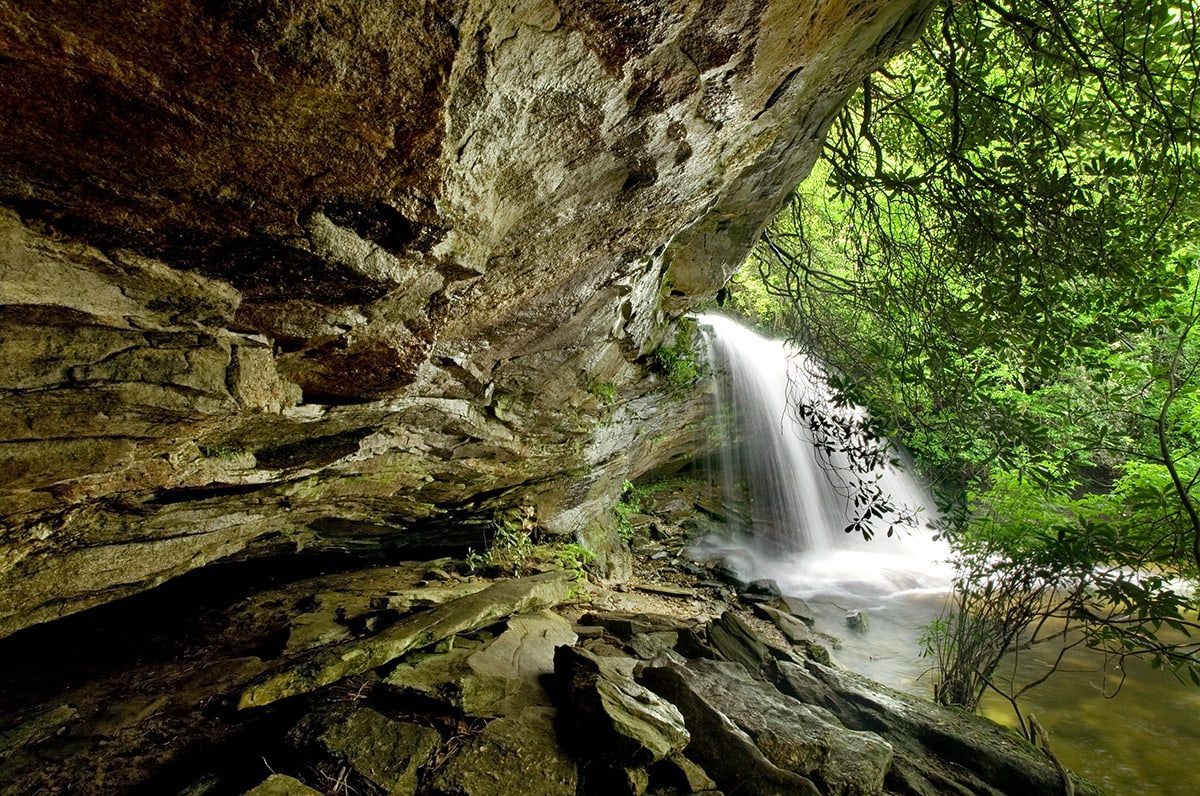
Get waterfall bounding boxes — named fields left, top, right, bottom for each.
left=695, top=314, right=950, bottom=659
left=698, top=313, right=938, bottom=554
left=691, top=317, right=1200, bottom=792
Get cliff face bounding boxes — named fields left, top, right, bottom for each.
left=0, top=0, right=932, bottom=637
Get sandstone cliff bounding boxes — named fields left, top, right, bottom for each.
left=0, top=0, right=932, bottom=637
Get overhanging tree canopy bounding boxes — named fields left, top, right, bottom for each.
left=734, top=0, right=1200, bottom=715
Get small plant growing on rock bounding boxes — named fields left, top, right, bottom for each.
left=464, top=506, right=597, bottom=590
left=615, top=479, right=644, bottom=541
left=588, top=380, right=618, bottom=404
left=550, top=542, right=595, bottom=576
left=547, top=542, right=597, bottom=600
left=651, top=319, right=704, bottom=392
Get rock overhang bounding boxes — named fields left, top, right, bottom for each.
left=0, top=0, right=935, bottom=636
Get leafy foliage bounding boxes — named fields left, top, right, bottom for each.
left=731, top=0, right=1200, bottom=719
left=921, top=471, right=1200, bottom=733
left=465, top=506, right=594, bottom=592
left=749, top=0, right=1200, bottom=486
left=653, top=320, right=703, bottom=390
left=615, top=479, right=643, bottom=541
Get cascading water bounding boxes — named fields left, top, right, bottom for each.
left=697, top=313, right=946, bottom=549
left=692, top=314, right=1200, bottom=795
left=700, top=313, right=850, bottom=554
left=699, top=313, right=940, bottom=552
left=695, top=313, right=951, bottom=687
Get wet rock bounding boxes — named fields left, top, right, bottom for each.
left=706, top=611, right=798, bottom=675
left=554, top=645, right=690, bottom=766
left=846, top=609, right=870, bottom=634
left=772, top=659, right=1105, bottom=796
left=740, top=579, right=783, bottom=603
left=651, top=754, right=719, bottom=793
left=712, top=563, right=750, bottom=590
left=384, top=609, right=577, bottom=716
left=430, top=707, right=577, bottom=796
left=241, top=774, right=324, bottom=796
left=237, top=571, right=574, bottom=709
left=670, top=658, right=893, bottom=796
left=774, top=596, right=818, bottom=626
left=637, top=660, right=821, bottom=796
left=754, top=603, right=813, bottom=646
left=803, top=641, right=835, bottom=667
left=291, top=707, right=440, bottom=796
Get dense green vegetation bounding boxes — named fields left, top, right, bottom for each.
left=729, top=0, right=1200, bottom=726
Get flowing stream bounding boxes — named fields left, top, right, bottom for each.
left=694, top=313, right=1200, bottom=796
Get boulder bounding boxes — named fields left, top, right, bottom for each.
left=741, top=579, right=784, bottom=603
left=290, top=707, right=440, bottom=796
left=754, top=603, right=813, bottom=646
left=772, top=658, right=1105, bottom=796
left=636, top=659, right=821, bottom=796
left=773, top=595, right=818, bottom=626
left=241, top=774, right=324, bottom=796
left=661, top=658, right=893, bottom=796
left=706, top=611, right=799, bottom=675
left=553, top=645, right=690, bottom=766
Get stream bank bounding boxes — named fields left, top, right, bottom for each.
left=0, top=479, right=1100, bottom=796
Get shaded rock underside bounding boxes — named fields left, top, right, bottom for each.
left=0, top=0, right=933, bottom=635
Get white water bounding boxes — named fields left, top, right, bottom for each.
left=695, top=313, right=952, bottom=691
left=692, top=315, right=1200, bottom=796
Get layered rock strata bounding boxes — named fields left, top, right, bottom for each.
left=0, top=0, right=933, bottom=635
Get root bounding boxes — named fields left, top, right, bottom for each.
left=1028, top=713, right=1075, bottom=796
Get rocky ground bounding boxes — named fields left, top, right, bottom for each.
left=0, top=481, right=1099, bottom=796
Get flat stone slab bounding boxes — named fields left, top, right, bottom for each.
left=237, top=571, right=574, bottom=709
left=384, top=608, right=577, bottom=716
left=285, top=579, right=491, bottom=655
left=634, top=582, right=698, bottom=598
left=306, top=707, right=439, bottom=796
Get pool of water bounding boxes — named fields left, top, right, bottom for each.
left=978, top=636, right=1200, bottom=796
left=746, top=548, right=1200, bottom=796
